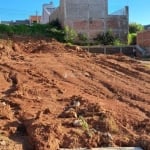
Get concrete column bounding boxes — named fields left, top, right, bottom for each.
left=104, top=0, right=108, bottom=33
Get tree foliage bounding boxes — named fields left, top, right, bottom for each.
left=128, top=23, right=144, bottom=45
left=128, top=33, right=136, bottom=45
left=64, top=26, right=77, bottom=43
left=129, top=23, right=144, bottom=33
left=95, top=30, right=115, bottom=45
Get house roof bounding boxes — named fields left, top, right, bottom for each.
left=144, top=24, right=150, bottom=30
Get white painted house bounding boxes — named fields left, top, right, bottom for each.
left=41, top=1, right=55, bottom=24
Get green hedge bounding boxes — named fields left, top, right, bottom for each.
left=0, top=23, right=65, bottom=42
left=0, top=23, right=127, bottom=46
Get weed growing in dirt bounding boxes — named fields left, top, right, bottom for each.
left=79, top=116, right=93, bottom=137
left=105, top=116, right=119, bottom=133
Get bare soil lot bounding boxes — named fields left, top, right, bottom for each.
left=0, top=38, right=150, bottom=150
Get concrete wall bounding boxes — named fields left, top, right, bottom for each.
left=41, top=3, right=55, bottom=24
left=49, top=0, right=66, bottom=26
left=61, top=0, right=108, bottom=39
left=64, top=0, right=108, bottom=19
left=49, top=0, right=128, bottom=42
left=137, top=30, right=150, bottom=48
left=82, top=46, right=134, bottom=56
left=106, top=14, right=128, bottom=41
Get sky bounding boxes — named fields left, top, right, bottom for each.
left=0, top=0, right=149, bottom=25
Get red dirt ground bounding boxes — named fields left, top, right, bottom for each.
left=0, top=38, right=150, bottom=150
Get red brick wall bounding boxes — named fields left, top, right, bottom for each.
left=89, top=20, right=104, bottom=29
left=65, top=17, right=128, bottom=41
left=72, top=20, right=104, bottom=31
left=65, top=19, right=105, bottom=38
left=137, top=30, right=150, bottom=47
left=73, top=20, right=88, bottom=30
left=106, top=18, right=119, bottom=29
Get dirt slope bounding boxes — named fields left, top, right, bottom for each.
left=0, top=38, right=150, bottom=150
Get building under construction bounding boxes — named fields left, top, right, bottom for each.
left=48, top=0, right=129, bottom=41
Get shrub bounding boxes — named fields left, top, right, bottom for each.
left=47, top=27, right=65, bottom=42
left=77, top=33, right=88, bottom=42
left=11, top=25, right=30, bottom=35
left=0, top=23, right=65, bottom=41
left=49, top=19, right=62, bottom=30
left=0, top=24, right=14, bottom=36
left=64, top=26, right=77, bottom=43
left=128, top=33, right=137, bottom=45
left=95, top=30, right=115, bottom=45
left=113, top=39, right=124, bottom=46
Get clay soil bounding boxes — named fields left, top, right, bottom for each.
left=0, top=37, right=150, bottom=150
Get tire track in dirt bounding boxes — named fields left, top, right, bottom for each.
left=96, top=58, right=150, bottom=83
left=99, top=80, right=150, bottom=118
left=58, top=55, right=150, bottom=106
left=101, top=79, right=150, bottom=105
left=92, top=58, right=150, bottom=97
left=97, top=62, right=150, bottom=91
left=74, top=61, right=150, bottom=106
left=118, top=96, right=150, bottom=118
left=6, top=50, right=149, bottom=121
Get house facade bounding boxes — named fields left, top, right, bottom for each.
left=29, top=16, right=41, bottom=24
left=144, top=24, right=150, bottom=30
left=48, top=0, right=129, bottom=41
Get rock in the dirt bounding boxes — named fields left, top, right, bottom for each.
left=9, top=126, right=17, bottom=134
left=101, top=132, right=114, bottom=146
left=72, top=101, right=80, bottom=107
left=1, top=102, right=6, bottom=106
left=73, top=119, right=82, bottom=127
left=84, top=72, right=90, bottom=77
left=63, top=108, right=77, bottom=118
left=103, top=132, right=113, bottom=140
left=0, top=140, right=6, bottom=146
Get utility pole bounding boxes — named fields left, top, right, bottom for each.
left=36, top=10, right=38, bottom=23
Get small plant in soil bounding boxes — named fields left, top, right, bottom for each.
left=79, top=116, right=93, bottom=138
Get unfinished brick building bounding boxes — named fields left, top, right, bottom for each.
left=137, top=30, right=150, bottom=48
left=49, top=0, right=129, bottom=41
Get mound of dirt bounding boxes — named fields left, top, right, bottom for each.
left=0, top=38, right=150, bottom=150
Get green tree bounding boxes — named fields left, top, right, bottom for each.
left=129, top=23, right=144, bottom=33
left=128, top=23, right=144, bottom=45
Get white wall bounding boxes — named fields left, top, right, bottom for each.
left=41, top=3, right=55, bottom=24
